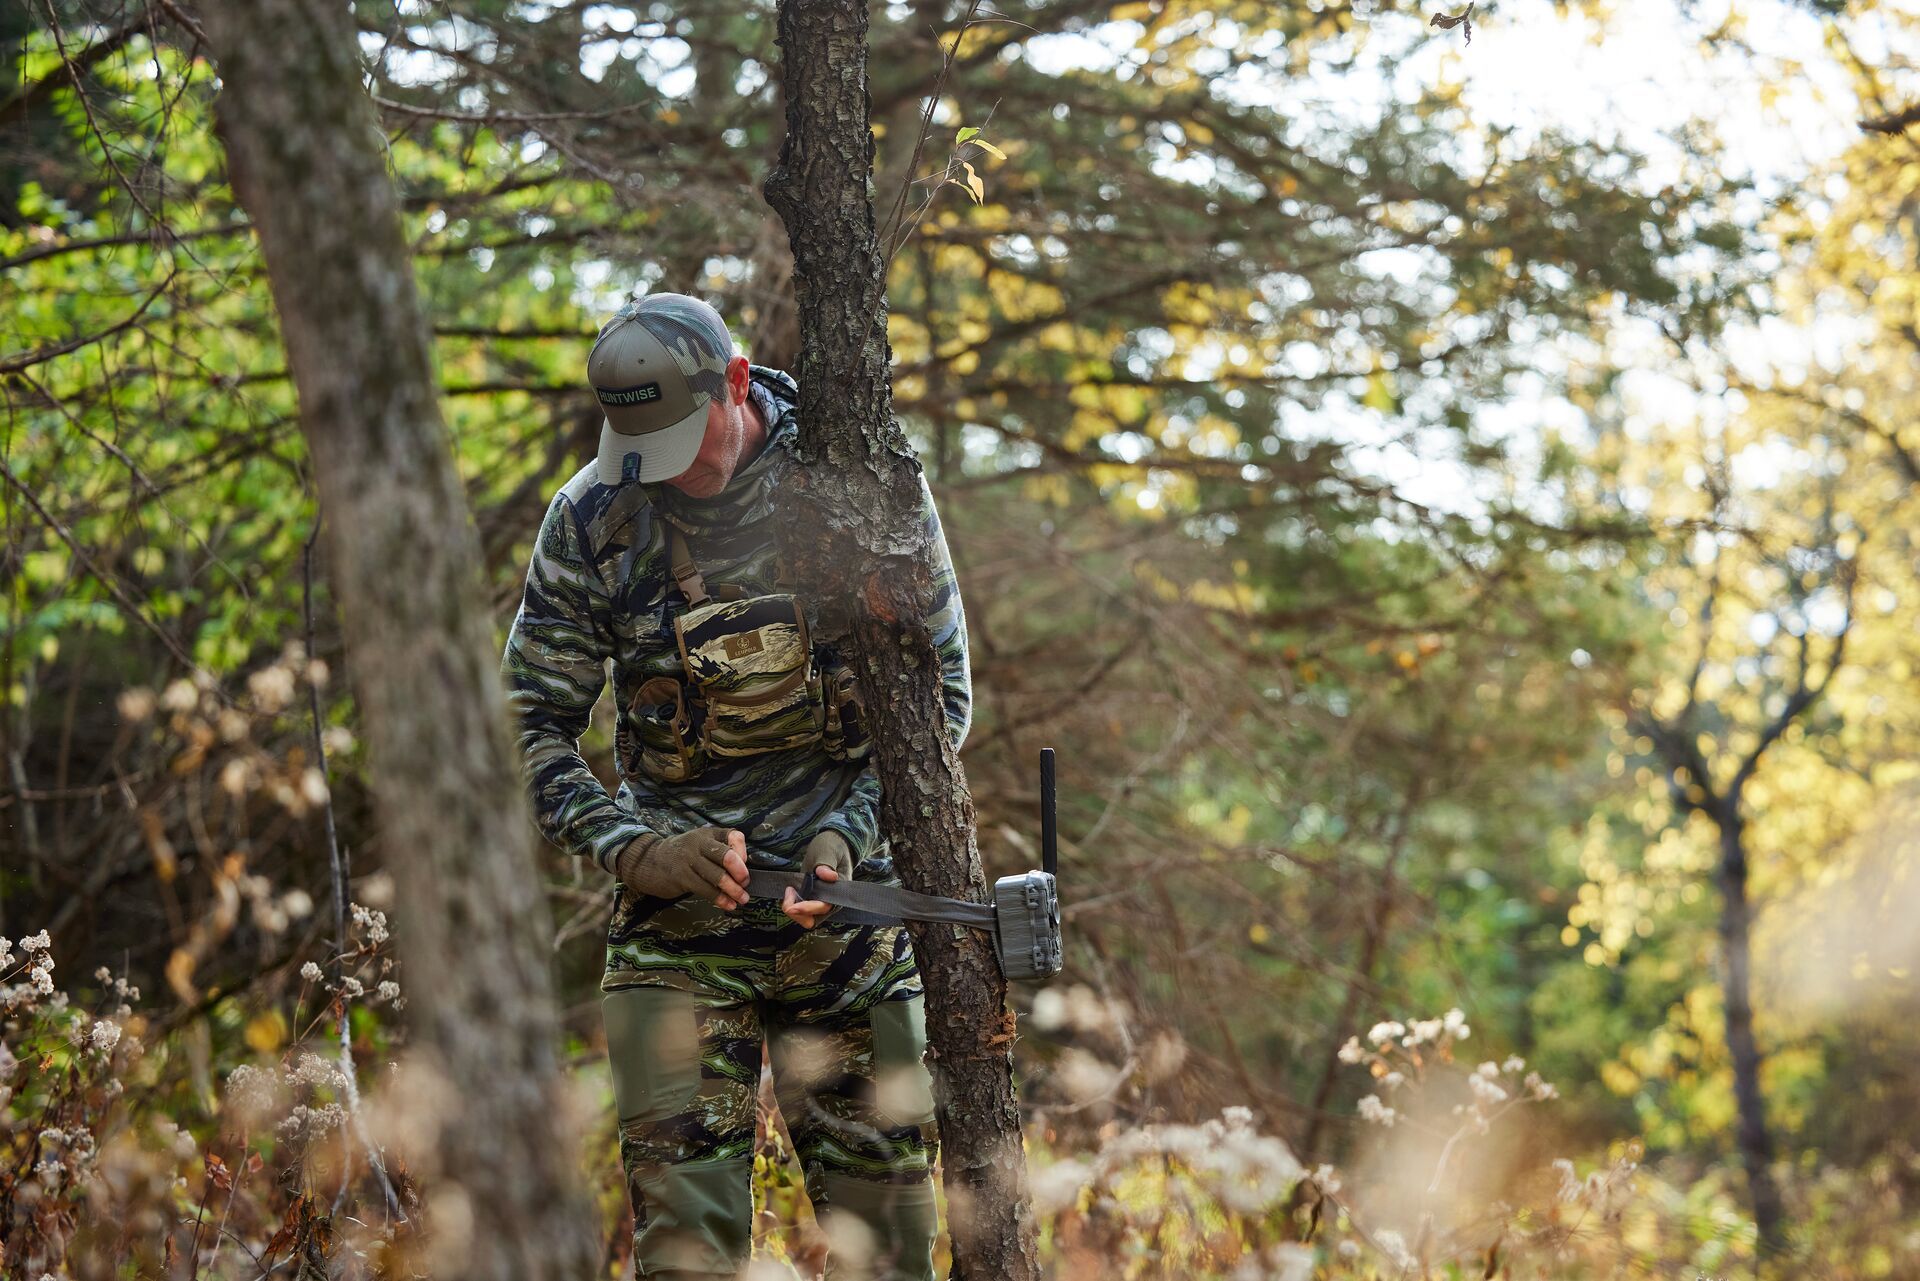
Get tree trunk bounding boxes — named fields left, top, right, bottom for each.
left=761, top=4, right=1042, bottom=1279
left=1715, top=809, right=1787, bottom=1264
left=196, top=4, right=600, bottom=1278
left=1296, top=793, right=1419, bottom=1167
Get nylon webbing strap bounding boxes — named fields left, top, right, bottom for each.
left=666, top=522, right=710, bottom=607
left=746, top=870, right=998, bottom=930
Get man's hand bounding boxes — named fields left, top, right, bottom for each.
left=616, top=827, right=750, bottom=910
left=782, top=830, right=853, bottom=929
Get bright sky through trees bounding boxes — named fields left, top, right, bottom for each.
left=1024, top=0, right=1869, bottom=521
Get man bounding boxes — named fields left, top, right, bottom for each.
left=500, top=292, right=971, bottom=1280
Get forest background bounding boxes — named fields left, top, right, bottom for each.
left=3, top=0, right=1920, bottom=1276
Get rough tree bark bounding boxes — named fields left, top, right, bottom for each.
left=196, top=3, right=600, bottom=1278
left=761, top=3, right=1042, bottom=1278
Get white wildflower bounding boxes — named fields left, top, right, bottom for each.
left=1232, top=1243, right=1314, bottom=1281
left=351, top=904, right=389, bottom=945
left=1373, top=1228, right=1416, bottom=1269
left=22, top=931, right=51, bottom=953
left=282, top=889, right=314, bottom=920
left=277, top=1101, right=347, bottom=1140
left=218, top=758, right=255, bottom=797
left=1502, top=1054, right=1526, bottom=1073
left=247, top=665, right=297, bottom=712
left=340, top=977, right=365, bottom=999
left=1381, top=1070, right=1405, bottom=1089
left=1356, top=1094, right=1396, bottom=1126
left=94, top=966, right=112, bottom=982
left=376, top=981, right=400, bottom=1003
left=161, top=678, right=199, bottom=712
left=1030, top=1158, right=1091, bottom=1216
left=1365, top=1020, right=1404, bottom=1046
left=1404, top=1017, right=1444, bottom=1046
left=1553, top=1157, right=1580, bottom=1203
left=30, top=966, right=54, bottom=996
left=1525, top=1071, right=1559, bottom=1100
left=1469, top=1072, right=1509, bottom=1106
left=1443, top=1007, right=1470, bottom=1038
left=1053, top=1047, right=1122, bottom=1105
left=1475, top=1060, right=1501, bottom=1078
left=292, top=1052, right=345, bottom=1090
left=216, top=708, right=250, bottom=742
left=1336, top=1035, right=1366, bottom=1064
left=89, top=1020, right=120, bottom=1054
left=300, top=962, right=324, bottom=983
left=224, top=1064, right=281, bottom=1119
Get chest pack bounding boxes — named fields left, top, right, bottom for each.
left=624, top=520, right=869, bottom=785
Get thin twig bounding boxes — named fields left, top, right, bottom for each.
left=0, top=272, right=175, bottom=375
left=0, top=449, right=202, bottom=673
left=303, top=517, right=405, bottom=1225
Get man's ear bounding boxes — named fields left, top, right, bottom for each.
left=727, top=354, right=752, bottom=404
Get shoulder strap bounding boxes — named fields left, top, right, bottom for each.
left=665, top=521, right=711, bottom=608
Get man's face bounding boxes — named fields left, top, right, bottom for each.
left=664, top=355, right=755, bottom=497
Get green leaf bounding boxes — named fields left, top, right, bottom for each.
left=1362, top=371, right=1400, bottom=414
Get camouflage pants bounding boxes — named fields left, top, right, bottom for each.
left=602, top=893, right=937, bottom=1280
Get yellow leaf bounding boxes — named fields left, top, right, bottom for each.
left=963, top=162, right=984, bottom=204
left=973, top=139, right=1006, bottom=160
left=245, top=1011, right=288, bottom=1055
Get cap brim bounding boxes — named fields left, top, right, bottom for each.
left=596, top=402, right=707, bottom=486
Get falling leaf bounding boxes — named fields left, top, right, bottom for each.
left=1429, top=0, right=1475, bottom=44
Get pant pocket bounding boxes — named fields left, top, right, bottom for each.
left=870, top=994, right=936, bottom=1128
left=632, top=1158, right=754, bottom=1277
left=603, top=986, right=703, bottom=1125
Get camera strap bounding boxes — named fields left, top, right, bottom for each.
left=743, top=868, right=998, bottom=930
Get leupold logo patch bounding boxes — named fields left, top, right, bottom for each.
left=723, top=632, right=765, bottom=659
left=597, top=381, right=663, bottom=407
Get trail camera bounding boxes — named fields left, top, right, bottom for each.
left=743, top=747, right=1066, bottom=983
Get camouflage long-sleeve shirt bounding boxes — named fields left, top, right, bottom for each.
left=501, top=365, right=971, bottom=889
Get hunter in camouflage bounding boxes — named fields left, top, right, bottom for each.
left=500, top=293, right=971, bottom=1280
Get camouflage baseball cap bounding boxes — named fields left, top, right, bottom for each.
left=587, top=293, right=735, bottom=486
